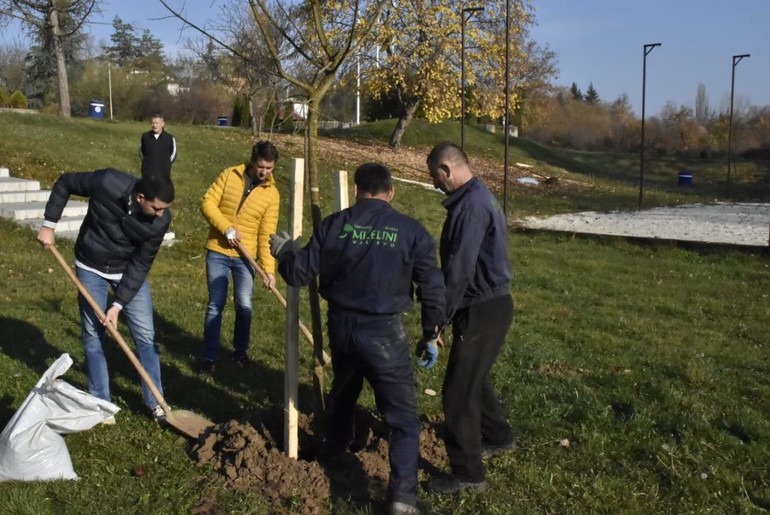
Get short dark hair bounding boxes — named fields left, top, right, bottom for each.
left=354, top=163, right=392, bottom=196
left=135, top=174, right=175, bottom=203
left=151, top=112, right=164, bottom=120
left=426, top=141, right=468, bottom=169
left=251, top=140, right=279, bottom=163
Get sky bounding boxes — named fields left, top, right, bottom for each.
left=530, top=0, right=770, bottom=116
left=2, top=0, right=768, bottom=117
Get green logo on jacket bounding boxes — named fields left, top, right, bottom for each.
left=339, top=223, right=398, bottom=247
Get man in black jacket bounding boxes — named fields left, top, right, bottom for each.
left=424, top=142, right=516, bottom=495
left=139, top=113, right=177, bottom=178
left=37, top=170, right=175, bottom=422
left=270, top=163, right=444, bottom=515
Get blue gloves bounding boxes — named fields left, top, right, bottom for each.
left=416, top=336, right=440, bottom=369
left=269, top=230, right=292, bottom=260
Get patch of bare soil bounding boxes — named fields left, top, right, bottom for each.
left=189, top=406, right=447, bottom=515
left=270, top=133, right=574, bottom=196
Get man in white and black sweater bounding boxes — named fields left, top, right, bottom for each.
left=139, top=113, right=177, bottom=178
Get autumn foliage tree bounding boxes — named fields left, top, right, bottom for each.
left=364, top=0, right=541, bottom=148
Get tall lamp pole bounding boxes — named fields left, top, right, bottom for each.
left=503, top=0, right=510, bottom=217
left=639, top=42, right=661, bottom=209
left=108, top=60, right=113, bottom=120
left=727, top=53, right=750, bottom=198
left=461, top=6, right=484, bottom=151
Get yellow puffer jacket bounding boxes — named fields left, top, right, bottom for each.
left=201, top=164, right=280, bottom=273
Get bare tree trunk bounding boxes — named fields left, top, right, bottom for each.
left=389, top=100, right=420, bottom=149
left=50, top=8, right=71, bottom=118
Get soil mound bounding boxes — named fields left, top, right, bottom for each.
left=189, top=407, right=448, bottom=514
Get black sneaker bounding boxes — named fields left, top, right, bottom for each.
left=426, top=474, right=487, bottom=495
left=481, top=438, right=516, bottom=459
left=231, top=352, right=249, bottom=368
left=200, top=360, right=216, bottom=375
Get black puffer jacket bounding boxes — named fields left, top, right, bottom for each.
left=44, top=168, right=171, bottom=307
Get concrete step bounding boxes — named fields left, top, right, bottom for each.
left=18, top=215, right=85, bottom=234
left=0, top=176, right=41, bottom=193
left=0, top=167, right=9, bottom=178
left=0, top=200, right=89, bottom=221
left=0, top=190, right=51, bottom=203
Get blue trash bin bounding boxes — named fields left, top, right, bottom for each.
left=217, top=116, right=228, bottom=126
left=678, top=171, right=693, bottom=186
left=89, top=100, right=105, bottom=119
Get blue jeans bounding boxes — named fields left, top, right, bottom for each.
left=202, top=250, right=255, bottom=361
left=76, top=266, right=163, bottom=410
left=325, top=311, right=419, bottom=506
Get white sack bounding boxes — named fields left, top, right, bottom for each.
left=0, top=353, right=120, bottom=481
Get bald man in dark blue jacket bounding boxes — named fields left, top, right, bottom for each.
left=424, top=142, right=515, bottom=495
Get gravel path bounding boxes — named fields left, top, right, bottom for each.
left=516, top=202, right=770, bottom=248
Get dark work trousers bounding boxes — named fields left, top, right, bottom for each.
left=442, top=293, right=514, bottom=482
left=324, top=311, right=420, bottom=506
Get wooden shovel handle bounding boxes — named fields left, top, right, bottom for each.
left=234, top=242, right=330, bottom=365
left=48, top=245, right=173, bottom=417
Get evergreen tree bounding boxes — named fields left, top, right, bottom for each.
left=106, top=17, right=140, bottom=67
left=570, top=82, right=583, bottom=101
left=585, top=82, right=599, bottom=104
left=22, top=11, right=86, bottom=111
left=105, top=17, right=165, bottom=72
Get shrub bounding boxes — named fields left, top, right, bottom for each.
left=0, top=88, right=10, bottom=107
left=9, top=90, right=28, bottom=109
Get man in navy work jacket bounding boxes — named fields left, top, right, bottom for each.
left=139, top=112, right=177, bottom=178
left=423, top=141, right=516, bottom=495
left=37, top=170, right=174, bottom=422
left=270, top=163, right=444, bottom=515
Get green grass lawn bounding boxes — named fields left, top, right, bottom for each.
left=0, top=113, right=769, bottom=514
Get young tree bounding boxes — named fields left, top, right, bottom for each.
left=0, top=0, right=99, bottom=117
left=159, top=0, right=387, bottom=218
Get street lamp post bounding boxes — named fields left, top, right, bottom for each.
left=503, top=0, right=510, bottom=217
left=639, top=42, right=661, bottom=209
left=461, top=6, right=484, bottom=151
left=727, top=53, right=750, bottom=198
left=108, top=60, right=113, bottom=120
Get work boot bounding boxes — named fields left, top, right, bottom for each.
left=389, top=501, right=420, bottom=515
left=481, top=438, right=516, bottom=459
left=426, top=474, right=487, bottom=495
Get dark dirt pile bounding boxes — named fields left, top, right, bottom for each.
left=189, top=407, right=448, bottom=515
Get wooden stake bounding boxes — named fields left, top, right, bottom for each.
left=284, top=157, right=304, bottom=460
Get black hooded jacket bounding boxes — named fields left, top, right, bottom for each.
left=43, top=168, right=171, bottom=307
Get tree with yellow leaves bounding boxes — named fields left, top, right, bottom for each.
left=364, top=0, right=552, bottom=148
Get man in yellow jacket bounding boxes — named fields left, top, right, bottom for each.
left=200, top=141, right=280, bottom=374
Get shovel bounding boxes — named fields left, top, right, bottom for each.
left=48, top=245, right=214, bottom=440
left=234, top=241, right=330, bottom=365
